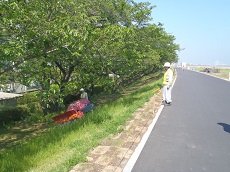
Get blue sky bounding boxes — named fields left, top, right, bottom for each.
left=135, top=0, right=230, bottom=65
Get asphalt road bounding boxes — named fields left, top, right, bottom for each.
left=131, top=69, right=230, bottom=172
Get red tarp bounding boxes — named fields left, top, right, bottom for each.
left=52, top=98, right=90, bottom=124
left=51, top=110, right=84, bottom=124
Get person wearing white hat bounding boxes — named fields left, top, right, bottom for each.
left=162, top=62, right=173, bottom=105
left=80, top=88, right=88, bottom=100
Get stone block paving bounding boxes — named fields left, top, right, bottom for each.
left=69, top=91, right=162, bottom=172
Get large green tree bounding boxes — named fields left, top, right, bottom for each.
left=1, top=0, right=179, bottom=114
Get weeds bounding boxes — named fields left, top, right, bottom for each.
left=0, top=76, right=162, bottom=172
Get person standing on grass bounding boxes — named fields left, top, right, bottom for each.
left=162, top=62, right=174, bottom=105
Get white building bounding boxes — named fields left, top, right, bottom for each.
left=0, top=92, right=23, bottom=106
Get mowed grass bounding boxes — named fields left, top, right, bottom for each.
left=210, top=69, right=230, bottom=79
left=193, top=67, right=230, bottom=80
left=0, top=74, right=163, bottom=172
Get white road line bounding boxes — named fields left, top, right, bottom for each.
left=123, top=105, right=164, bottom=172
left=123, top=70, right=177, bottom=172
left=188, top=69, right=230, bottom=82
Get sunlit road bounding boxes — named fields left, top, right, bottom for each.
left=131, top=69, right=230, bottom=172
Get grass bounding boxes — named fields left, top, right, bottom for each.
left=0, top=73, right=163, bottom=172
left=192, top=67, right=230, bottom=80
left=210, top=69, right=230, bottom=79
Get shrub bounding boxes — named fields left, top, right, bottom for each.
left=17, top=92, right=39, bottom=105
left=17, top=91, right=43, bottom=114
left=0, top=105, right=30, bottom=125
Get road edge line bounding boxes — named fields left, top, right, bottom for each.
left=190, top=69, right=230, bottom=82
left=123, top=70, right=177, bottom=172
left=122, top=104, right=164, bottom=172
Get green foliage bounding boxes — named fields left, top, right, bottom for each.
left=0, top=105, right=30, bottom=125
left=17, top=92, right=38, bottom=105
left=23, top=112, right=54, bottom=124
left=0, top=75, right=162, bottom=172
left=1, top=0, right=180, bottom=114
left=17, top=91, right=43, bottom=114
left=37, top=84, right=64, bottom=113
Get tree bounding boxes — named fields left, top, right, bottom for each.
left=1, top=0, right=180, bottom=114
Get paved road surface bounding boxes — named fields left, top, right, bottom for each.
left=131, top=69, right=230, bottom=172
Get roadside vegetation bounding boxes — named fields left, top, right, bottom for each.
left=0, top=72, right=163, bottom=172
left=1, top=1, right=179, bottom=171
left=193, top=67, right=230, bottom=80
left=1, top=0, right=179, bottom=115
left=207, top=68, right=230, bottom=80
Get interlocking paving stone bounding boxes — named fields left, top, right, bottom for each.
left=70, top=90, right=162, bottom=172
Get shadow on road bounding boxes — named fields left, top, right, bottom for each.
left=217, top=123, right=230, bottom=134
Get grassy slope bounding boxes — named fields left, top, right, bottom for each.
left=0, top=72, right=163, bottom=172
